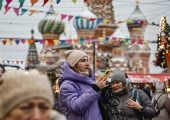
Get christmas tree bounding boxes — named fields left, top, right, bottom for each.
left=46, top=68, right=57, bottom=86
left=153, top=16, right=170, bottom=69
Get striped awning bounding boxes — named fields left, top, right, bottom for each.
left=126, top=73, right=170, bottom=83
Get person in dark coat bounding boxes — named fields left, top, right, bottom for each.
left=58, top=50, right=109, bottom=120
left=110, top=69, right=156, bottom=120
left=142, top=84, right=152, bottom=100
left=151, top=81, right=170, bottom=120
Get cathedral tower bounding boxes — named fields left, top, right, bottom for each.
left=87, top=0, right=117, bottom=37
left=25, top=28, right=40, bottom=69
left=38, top=3, right=65, bottom=66
left=127, top=0, right=151, bottom=73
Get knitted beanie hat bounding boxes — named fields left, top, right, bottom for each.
left=156, top=81, right=165, bottom=90
left=111, top=69, right=127, bottom=83
left=64, top=50, right=88, bottom=67
left=0, top=69, right=54, bottom=119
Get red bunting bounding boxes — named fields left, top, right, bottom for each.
left=5, top=0, right=12, bottom=7
left=139, top=21, right=144, bottom=24
left=2, top=40, right=7, bottom=45
left=67, top=39, right=72, bottom=44
left=47, top=40, right=54, bottom=45
left=114, top=41, right=119, bottom=45
left=117, top=21, right=124, bottom=24
left=42, top=0, right=49, bottom=6
left=137, top=40, right=144, bottom=44
left=61, top=14, right=67, bottom=21
left=21, top=39, right=26, bottom=44
left=4, top=6, right=11, bottom=14
left=89, top=18, right=96, bottom=21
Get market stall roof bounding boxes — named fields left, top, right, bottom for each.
left=126, top=73, right=170, bottom=83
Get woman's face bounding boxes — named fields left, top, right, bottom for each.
left=111, top=81, right=123, bottom=92
left=3, top=98, right=51, bottom=120
left=76, top=56, right=90, bottom=72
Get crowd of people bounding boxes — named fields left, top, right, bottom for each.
left=1, top=49, right=170, bottom=120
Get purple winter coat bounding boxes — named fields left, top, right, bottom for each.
left=58, top=62, right=103, bottom=120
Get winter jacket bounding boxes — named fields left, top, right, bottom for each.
left=58, top=62, right=103, bottom=120
left=50, top=110, right=67, bottom=120
left=114, top=83, right=156, bottom=120
left=151, top=90, right=170, bottom=120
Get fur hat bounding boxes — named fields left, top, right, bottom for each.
left=156, top=81, right=165, bottom=90
left=64, top=50, right=88, bottom=67
left=111, top=69, right=127, bottom=83
left=0, top=69, right=54, bottom=119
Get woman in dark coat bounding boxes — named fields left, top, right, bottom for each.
left=110, top=70, right=156, bottom=120
left=151, top=81, right=170, bottom=120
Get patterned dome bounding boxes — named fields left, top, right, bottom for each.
left=38, top=5, right=65, bottom=34
left=73, top=6, right=98, bottom=30
left=128, top=2, right=147, bottom=21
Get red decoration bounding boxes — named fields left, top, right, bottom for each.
left=42, top=0, right=49, bottom=6
left=2, top=40, right=7, bottom=45
left=89, top=18, right=96, bottom=21
left=5, top=0, right=12, bottom=7
left=47, top=40, right=54, bottom=46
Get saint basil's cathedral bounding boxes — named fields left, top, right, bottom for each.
left=25, top=0, right=151, bottom=75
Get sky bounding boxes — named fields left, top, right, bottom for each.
left=0, top=0, right=170, bottom=73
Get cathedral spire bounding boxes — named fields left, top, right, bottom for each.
left=136, top=0, right=139, bottom=6
left=25, top=28, right=40, bottom=70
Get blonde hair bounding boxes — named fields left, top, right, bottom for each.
left=72, top=65, right=91, bottom=77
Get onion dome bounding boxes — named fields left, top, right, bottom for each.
left=109, top=24, right=129, bottom=41
left=128, top=1, right=147, bottom=21
left=73, top=6, right=98, bottom=30
left=38, top=5, right=65, bottom=34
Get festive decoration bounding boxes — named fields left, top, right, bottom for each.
left=0, top=0, right=3, bottom=10
left=4, top=6, right=11, bottom=14
left=56, top=0, right=61, bottom=4
left=153, top=16, right=170, bottom=69
left=61, top=14, right=67, bottom=21
left=0, top=5, right=161, bottom=28
left=18, top=0, right=25, bottom=8
left=20, top=8, right=28, bottom=15
left=0, top=37, right=157, bottom=46
left=30, top=0, right=38, bottom=6
left=5, top=0, right=12, bottom=7
left=46, top=69, right=57, bottom=86
left=13, top=8, right=20, bottom=16
left=42, top=0, right=49, bottom=6
left=72, top=0, right=76, bottom=3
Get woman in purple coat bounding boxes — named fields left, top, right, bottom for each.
left=58, top=50, right=108, bottom=120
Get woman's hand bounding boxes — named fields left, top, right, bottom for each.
left=95, top=76, right=109, bottom=89
left=126, top=99, right=142, bottom=110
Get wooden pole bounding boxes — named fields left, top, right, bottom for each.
left=93, top=41, right=95, bottom=73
